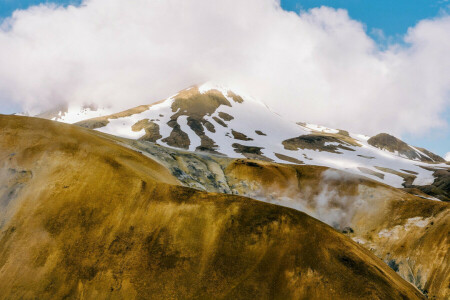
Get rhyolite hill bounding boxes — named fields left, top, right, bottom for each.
left=8, top=82, right=448, bottom=298
left=0, top=115, right=430, bottom=299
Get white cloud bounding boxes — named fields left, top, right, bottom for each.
left=0, top=0, right=449, bottom=136
left=445, top=152, right=450, bottom=161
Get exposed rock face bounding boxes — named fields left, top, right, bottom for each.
left=337, top=129, right=350, bottom=137
left=218, top=111, right=234, bottom=121
left=131, top=119, right=162, bottom=143
left=171, top=88, right=230, bottom=117
left=186, top=117, right=221, bottom=154
left=212, top=116, right=227, bottom=127
left=161, top=87, right=232, bottom=151
left=283, top=134, right=355, bottom=153
left=78, top=119, right=109, bottom=129
left=368, top=133, right=444, bottom=163
left=226, top=90, right=244, bottom=103
left=416, top=147, right=446, bottom=163
left=162, top=119, right=190, bottom=149
left=232, top=143, right=272, bottom=161
left=405, top=167, right=450, bottom=202
left=231, top=130, right=253, bottom=141
left=0, top=115, right=425, bottom=300
left=274, top=153, right=304, bottom=164
left=76, top=105, right=153, bottom=129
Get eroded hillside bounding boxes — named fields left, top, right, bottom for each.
left=103, top=135, right=449, bottom=299
left=0, top=115, right=425, bottom=299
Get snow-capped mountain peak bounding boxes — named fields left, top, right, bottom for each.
left=38, top=84, right=448, bottom=192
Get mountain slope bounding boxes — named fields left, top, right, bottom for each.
left=367, top=133, right=445, bottom=163
left=103, top=135, right=450, bottom=299
left=72, top=83, right=448, bottom=191
left=0, top=115, right=424, bottom=299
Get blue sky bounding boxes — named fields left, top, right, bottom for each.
left=281, top=0, right=450, bottom=38
left=0, top=0, right=449, bottom=156
left=0, top=0, right=80, bottom=18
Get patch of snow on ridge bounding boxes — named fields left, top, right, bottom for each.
left=409, top=145, right=432, bottom=161
left=95, top=115, right=144, bottom=139
left=95, top=96, right=176, bottom=142
left=151, top=98, right=177, bottom=147
left=198, top=82, right=228, bottom=94
left=412, top=174, right=435, bottom=186
left=203, top=114, right=243, bottom=157
left=52, top=104, right=113, bottom=124
left=177, top=116, right=201, bottom=151
left=303, top=123, right=339, bottom=134
left=210, top=90, right=309, bottom=160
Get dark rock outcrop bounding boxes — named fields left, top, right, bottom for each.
left=368, top=133, right=444, bottom=163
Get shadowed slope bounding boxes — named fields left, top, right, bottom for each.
left=0, top=115, right=423, bottom=299
left=107, top=138, right=448, bottom=299
left=223, top=159, right=449, bottom=298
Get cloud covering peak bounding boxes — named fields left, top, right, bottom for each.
left=0, top=0, right=449, bottom=136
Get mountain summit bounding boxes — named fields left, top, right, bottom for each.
left=51, top=83, right=444, bottom=193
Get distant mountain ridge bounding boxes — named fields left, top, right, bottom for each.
left=367, top=133, right=445, bottom=163
left=35, top=103, right=113, bottom=124
left=35, top=83, right=448, bottom=192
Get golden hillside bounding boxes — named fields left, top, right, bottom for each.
left=223, top=159, right=449, bottom=299
left=106, top=138, right=449, bottom=299
left=0, top=115, right=424, bottom=299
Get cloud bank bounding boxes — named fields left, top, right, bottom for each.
left=0, top=0, right=449, bottom=136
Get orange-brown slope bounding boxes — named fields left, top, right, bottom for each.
left=0, top=115, right=423, bottom=299
left=223, top=159, right=449, bottom=299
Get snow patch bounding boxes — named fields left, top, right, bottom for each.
left=177, top=115, right=201, bottom=151
left=52, top=104, right=112, bottom=124
left=412, top=174, right=435, bottom=186
left=303, top=123, right=339, bottom=134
